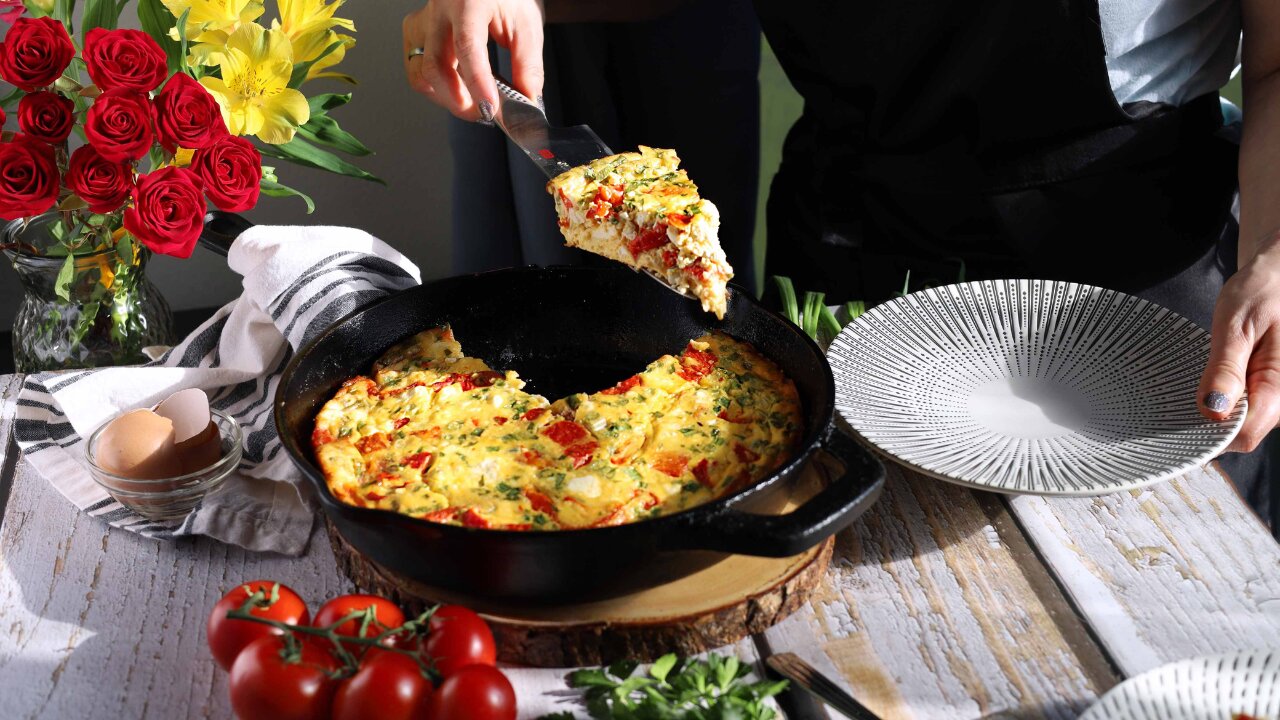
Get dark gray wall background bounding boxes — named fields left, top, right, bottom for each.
left=0, top=3, right=455, bottom=329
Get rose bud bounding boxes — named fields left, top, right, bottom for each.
left=124, top=166, right=206, bottom=258
left=0, top=17, right=74, bottom=91
left=154, top=73, right=228, bottom=152
left=67, top=145, right=134, bottom=214
left=17, top=91, right=74, bottom=145
left=192, top=135, right=261, bottom=212
left=83, top=28, right=170, bottom=94
left=0, top=135, right=60, bottom=220
left=85, top=89, right=155, bottom=163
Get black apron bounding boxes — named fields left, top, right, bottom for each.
left=756, top=0, right=1238, bottom=308
left=754, top=0, right=1273, bottom=524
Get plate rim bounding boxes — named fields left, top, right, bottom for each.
left=829, top=278, right=1247, bottom=497
left=1079, top=648, right=1280, bottom=720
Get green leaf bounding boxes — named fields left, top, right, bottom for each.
left=257, top=135, right=384, bottom=185
left=176, top=7, right=192, bottom=74
left=71, top=301, right=99, bottom=346
left=533, top=714, right=577, bottom=720
left=52, top=0, right=75, bottom=31
left=115, top=232, right=134, bottom=266
left=81, top=0, right=124, bottom=40
left=296, top=112, right=372, bottom=156
left=21, top=1, right=49, bottom=18
left=308, top=93, right=353, bottom=114
left=649, top=654, right=677, bottom=683
left=137, top=0, right=184, bottom=75
left=565, top=668, right=614, bottom=688
left=54, top=253, right=75, bottom=302
left=288, top=40, right=345, bottom=88
left=259, top=178, right=316, bottom=214
left=0, top=87, right=25, bottom=112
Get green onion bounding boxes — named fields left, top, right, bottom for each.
left=845, top=300, right=866, bottom=323
left=818, top=304, right=843, bottom=340
left=802, top=291, right=825, bottom=340
left=773, top=276, right=799, bottom=325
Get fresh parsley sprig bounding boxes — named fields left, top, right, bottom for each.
left=538, top=652, right=789, bottom=720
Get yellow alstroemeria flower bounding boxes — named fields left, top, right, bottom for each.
left=199, top=23, right=310, bottom=145
left=274, top=0, right=356, bottom=82
left=162, top=0, right=264, bottom=62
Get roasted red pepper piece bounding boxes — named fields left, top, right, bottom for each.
left=626, top=225, right=668, bottom=258
left=677, top=344, right=718, bottom=382
left=733, top=443, right=761, bottom=463
left=404, top=451, right=433, bottom=469
left=652, top=453, right=689, bottom=478
left=599, top=374, right=642, bottom=396
left=544, top=420, right=589, bottom=446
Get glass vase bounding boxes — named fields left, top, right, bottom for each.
left=3, top=214, right=174, bottom=373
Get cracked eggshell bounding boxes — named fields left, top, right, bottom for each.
left=154, top=388, right=223, bottom=473
left=95, top=409, right=183, bottom=479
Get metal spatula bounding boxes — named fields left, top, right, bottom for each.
left=491, top=76, right=699, bottom=302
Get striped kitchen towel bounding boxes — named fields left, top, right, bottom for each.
left=13, top=226, right=421, bottom=555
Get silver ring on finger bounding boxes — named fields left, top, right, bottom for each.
left=407, top=47, right=425, bottom=61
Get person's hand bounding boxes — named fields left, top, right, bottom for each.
left=402, top=0, right=545, bottom=122
left=1198, top=237, right=1280, bottom=451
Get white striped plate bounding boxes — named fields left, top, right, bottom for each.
left=828, top=280, right=1245, bottom=496
left=1081, top=650, right=1280, bottom=720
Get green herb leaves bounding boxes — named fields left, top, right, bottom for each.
left=537, top=652, right=788, bottom=719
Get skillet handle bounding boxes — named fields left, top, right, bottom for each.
left=199, top=211, right=254, bottom=257
left=663, top=429, right=885, bottom=557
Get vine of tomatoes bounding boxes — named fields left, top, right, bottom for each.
left=206, top=581, right=513, bottom=720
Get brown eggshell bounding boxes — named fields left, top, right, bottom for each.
left=175, top=420, right=222, bottom=473
left=95, top=409, right=184, bottom=480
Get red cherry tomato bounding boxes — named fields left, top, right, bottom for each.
left=430, top=664, right=516, bottom=720
left=228, top=635, right=339, bottom=720
left=207, top=580, right=310, bottom=670
left=331, top=651, right=433, bottom=720
left=425, top=605, right=497, bottom=677
left=313, top=594, right=406, bottom=651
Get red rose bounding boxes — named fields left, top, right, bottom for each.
left=0, top=135, right=60, bottom=219
left=17, top=91, right=74, bottom=144
left=83, top=28, right=169, bottom=94
left=192, top=135, right=261, bottom=212
left=0, top=17, right=74, bottom=92
left=0, top=106, right=6, bottom=127
left=154, top=73, right=227, bottom=152
left=124, top=166, right=206, bottom=258
left=66, top=145, right=134, bottom=214
left=85, top=89, right=155, bottom=163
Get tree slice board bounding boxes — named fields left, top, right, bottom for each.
left=328, top=519, right=832, bottom=667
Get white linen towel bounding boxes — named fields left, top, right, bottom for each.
left=13, top=226, right=421, bottom=555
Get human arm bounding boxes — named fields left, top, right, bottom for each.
left=1196, top=0, right=1280, bottom=451
left=402, top=0, right=687, bottom=121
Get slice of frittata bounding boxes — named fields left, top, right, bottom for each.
left=547, top=146, right=734, bottom=319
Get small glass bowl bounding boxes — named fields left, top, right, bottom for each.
left=85, top=408, right=243, bottom=521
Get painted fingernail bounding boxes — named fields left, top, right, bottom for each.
left=478, top=100, right=495, bottom=124
left=1204, top=391, right=1230, bottom=412
left=536, top=95, right=545, bottom=112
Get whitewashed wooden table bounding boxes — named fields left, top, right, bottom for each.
left=2, top=371, right=1279, bottom=719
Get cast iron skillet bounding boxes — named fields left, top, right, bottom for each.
left=201, top=213, right=885, bottom=603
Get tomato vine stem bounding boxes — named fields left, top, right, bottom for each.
left=226, top=585, right=441, bottom=682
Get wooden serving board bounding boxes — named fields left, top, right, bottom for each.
left=328, top=521, right=832, bottom=667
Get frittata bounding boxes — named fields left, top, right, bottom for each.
left=312, top=327, right=803, bottom=530
left=547, top=146, right=734, bottom=319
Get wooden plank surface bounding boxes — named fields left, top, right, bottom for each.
left=762, top=464, right=1117, bottom=720
left=0, top=415, right=766, bottom=719
left=1011, top=464, right=1280, bottom=676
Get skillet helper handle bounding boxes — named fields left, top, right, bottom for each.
left=666, top=429, right=885, bottom=557
left=199, top=211, right=254, bottom=257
